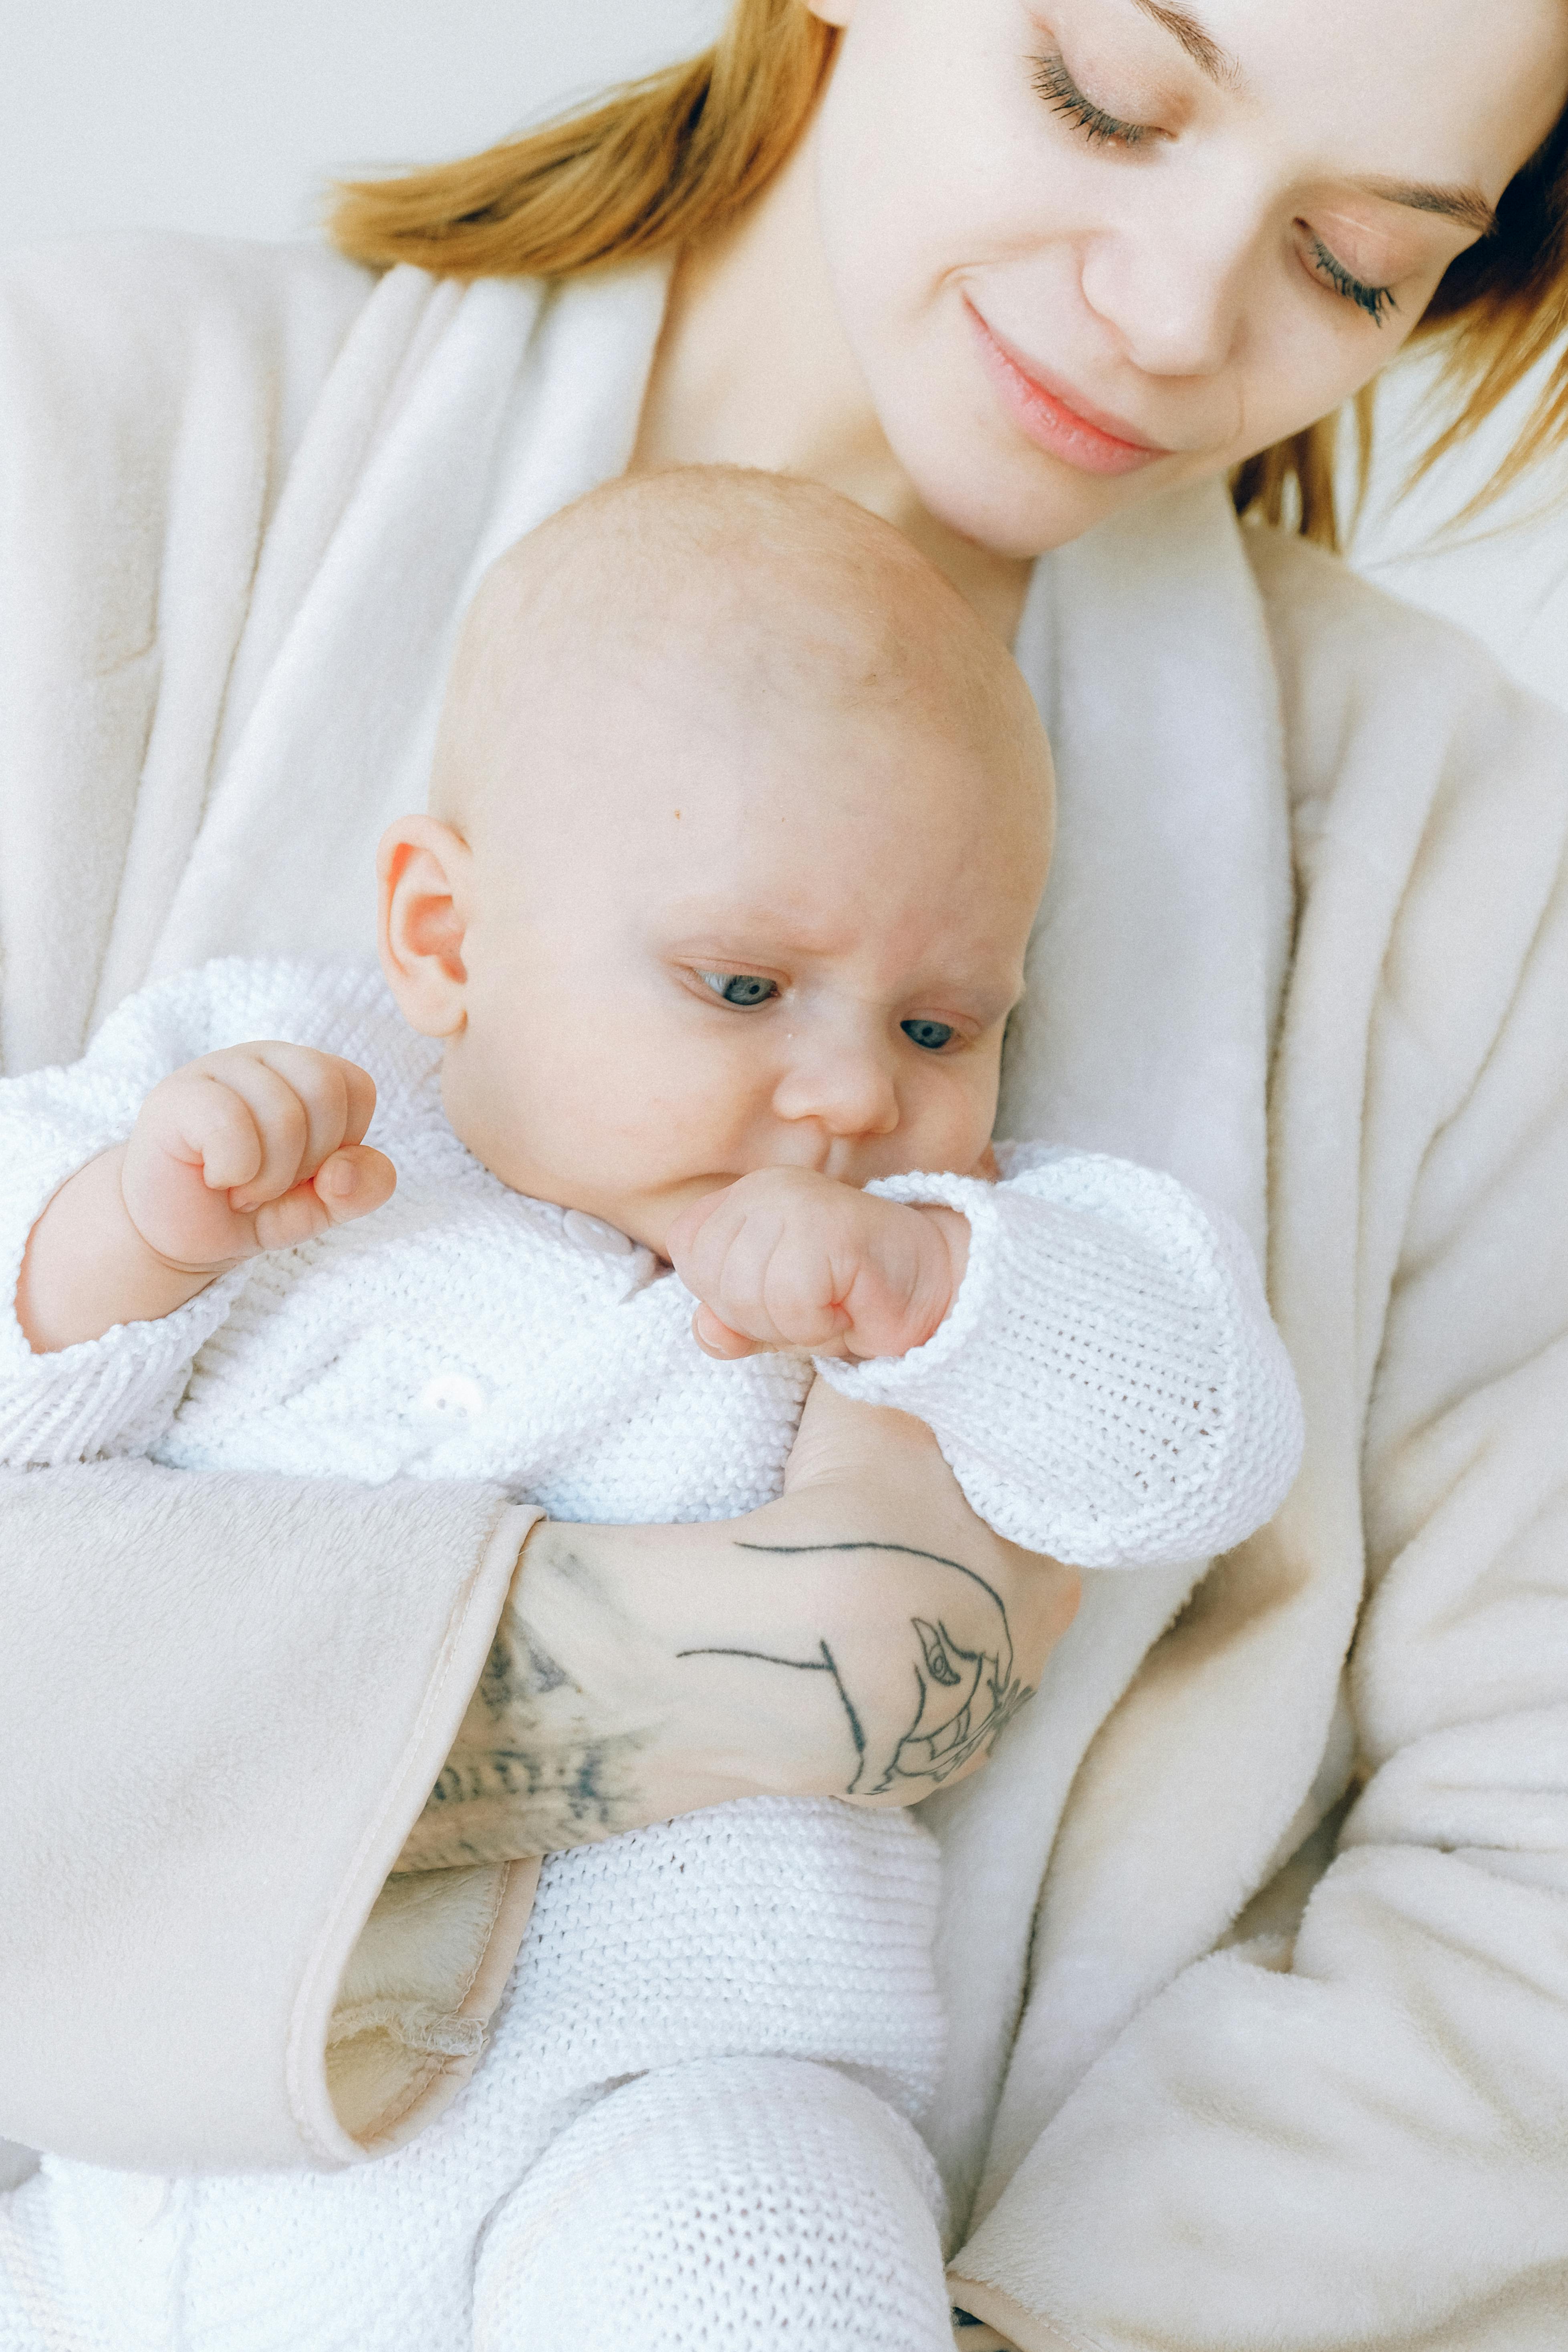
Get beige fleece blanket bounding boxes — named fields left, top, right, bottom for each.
left=2, top=236, right=1567, bottom=2349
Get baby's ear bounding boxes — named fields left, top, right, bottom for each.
left=377, top=816, right=474, bottom=1037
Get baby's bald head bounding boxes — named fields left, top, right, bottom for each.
left=384, top=469, right=1056, bottom=1248
left=429, top=466, right=1053, bottom=877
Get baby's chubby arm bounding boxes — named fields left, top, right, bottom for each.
left=666, top=1164, right=981, bottom=1364
left=18, top=1045, right=396, bottom=1353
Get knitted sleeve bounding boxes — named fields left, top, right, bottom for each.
left=814, top=1145, right=1303, bottom=1569
left=0, top=960, right=347, bottom=1466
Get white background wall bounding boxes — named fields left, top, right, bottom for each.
left=2, top=0, right=1565, bottom=708
left=0, top=0, right=722, bottom=246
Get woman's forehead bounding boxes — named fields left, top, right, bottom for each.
left=1138, top=0, right=1568, bottom=185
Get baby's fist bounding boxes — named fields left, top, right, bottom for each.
left=667, top=1167, right=969, bottom=1364
left=121, top=1043, right=396, bottom=1271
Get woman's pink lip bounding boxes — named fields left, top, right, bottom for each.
left=965, top=299, right=1171, bottom=477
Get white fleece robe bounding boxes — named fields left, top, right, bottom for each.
left=0, top=954, right=1299, bottom=2351
left=0, top=236, right=1566, bottom=2352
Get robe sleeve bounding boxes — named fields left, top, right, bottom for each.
left=948, top=540, right=1568, bottom=2348
left=0, top=1460, right=541, bottom=2170
left=0, top=240, right=541, bottom=2174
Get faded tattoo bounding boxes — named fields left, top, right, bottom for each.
left=398, top=1601, right=651, bottom=1870
left=415, top=1733, right=649, bottom=1858
left=474, top=1624, right=572, bottom=1715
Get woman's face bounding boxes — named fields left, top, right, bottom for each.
left=807, top=0, right=1568, bottom=554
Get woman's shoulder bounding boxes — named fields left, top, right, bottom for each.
left=0, top=232, right=378, bottom=481
left=0, top=232, right=376, bottom=507
left=0, top=229, right=373, bottom=343
left=1242, top=521, right=1568, bottom=831
left=1243, top=520, right=1514, bottom=688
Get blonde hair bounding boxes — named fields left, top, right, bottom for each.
left=331, top=0, right=1568, bottom=550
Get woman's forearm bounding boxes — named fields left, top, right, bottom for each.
left=397, top=1514, right=858, bottom=1868
left=397, top=1392, right=1080, bottom=1871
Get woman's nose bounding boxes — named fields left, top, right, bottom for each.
left=1079, top=197, right=1252, bottom=380
left=772, top=1035, right=901, bottom=1141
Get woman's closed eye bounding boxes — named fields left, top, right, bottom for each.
left=1032, top=48, right=1156, bottom=150
left=1032, top=46, right=1397, bottom=323
left=698, top=970, right=780, bottom=1008
left=1300, top=234, right=1397, bottom=324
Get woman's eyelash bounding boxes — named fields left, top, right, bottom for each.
left=1031, top=50, right=1151, bottom=149
left=1306, top=234, right=1397, bottom=324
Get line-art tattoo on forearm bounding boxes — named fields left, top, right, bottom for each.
left=675, top=1637, right=870, bottom=1780
left=681, top=1538, right=1035, bottom=1797
left=406, top=1530, right=1039, bottom=1867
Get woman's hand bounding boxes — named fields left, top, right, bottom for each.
left=396, top=1383, right=1079, bottom=1871
left=750, top=1381, right=1079, bottom=1802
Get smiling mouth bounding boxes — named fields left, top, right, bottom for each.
left=964, top=299, right=1174, bottom=478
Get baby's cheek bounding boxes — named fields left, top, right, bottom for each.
left=928, top=1078, right=1002, bottom=1179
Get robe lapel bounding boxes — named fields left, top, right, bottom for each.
left=929, top=484, right=1295, bottom=2223
left=1001, top=477, right=1292, bottom=1257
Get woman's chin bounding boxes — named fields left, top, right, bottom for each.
left=906, top=452, right=1134, bottom=562
left=888, top=401, right=1172, bottom=560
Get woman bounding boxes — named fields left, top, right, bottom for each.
left=2, top=0, right=1566, bottom=2342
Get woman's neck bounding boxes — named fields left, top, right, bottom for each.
left=632, top=133, right=1033, bottom=646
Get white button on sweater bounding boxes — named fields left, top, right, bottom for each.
left=0, top=955, right=1302, bottom=2350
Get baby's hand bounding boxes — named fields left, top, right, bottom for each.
left=666, top=1167, right=969, bottom=1363
left=121, top=1044, right=396, bottom=1271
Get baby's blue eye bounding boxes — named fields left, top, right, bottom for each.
left=901, top=1018, right=955, bottom=1052
left=701, top=972, right=778, bottom=1007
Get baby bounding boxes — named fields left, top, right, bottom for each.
left=1, top=471, right=1300, bottom=2351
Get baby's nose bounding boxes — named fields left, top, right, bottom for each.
left=771, top=1037, right=900, bottom=1139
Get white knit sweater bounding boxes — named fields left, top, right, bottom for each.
left=0, top=959, right=1302, bottom=1569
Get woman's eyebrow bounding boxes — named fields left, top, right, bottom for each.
left=1353, top=179, right=1498, bottom=238
left=1127, top=0, right=1243, bottom=91
left=1127, top=6, right=1499, bottom=240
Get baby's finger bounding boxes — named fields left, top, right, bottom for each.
left=664, top=1186, right=732, bottom=1272
left=312, top=1144, right=397, bottom=1227
left=685, top=1204, right=796, bottom=1338
left=150, top=1072, right=266, bottom=1194
left=189, top=1052, right=311, bottom=1207
left=243, top=1046, right=376, bottom=1187
left=246, top=1149, right=395, bottom=1254
left=691, top=1304, right=762, bottom=1361
left=339, top=1059, right=379, bottom=1149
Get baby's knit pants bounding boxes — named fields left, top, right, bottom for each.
left=0, top=1798, right=954, bottom=2351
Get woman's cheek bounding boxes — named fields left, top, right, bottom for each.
left=1226, top=281, right=1396, bottom=468
left=816, top=0, right=1062, bottom=348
